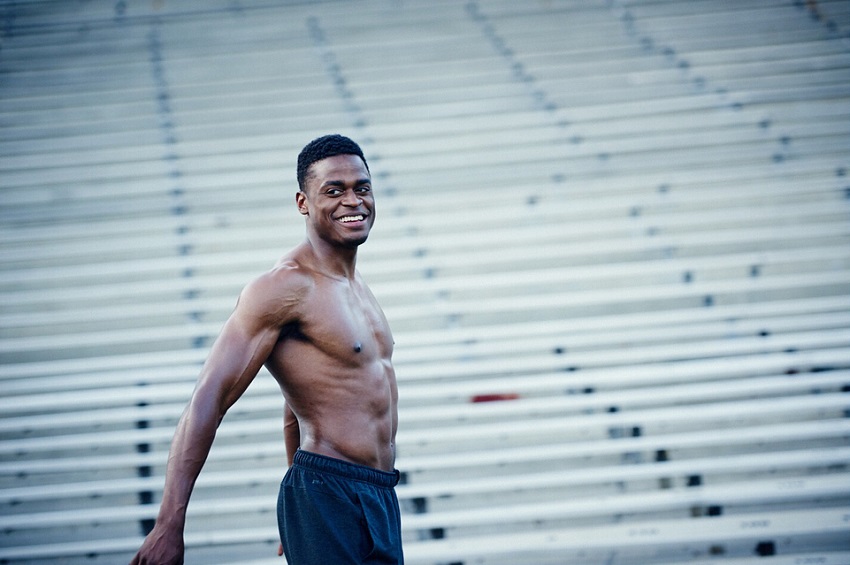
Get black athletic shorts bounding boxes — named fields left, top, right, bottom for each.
left=277, top=449, right=404, bottom=564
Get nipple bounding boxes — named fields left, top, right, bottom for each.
left=353, top=342, right=362, bottom=353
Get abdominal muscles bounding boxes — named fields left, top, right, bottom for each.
left=267, top=339, right=397, bottom=471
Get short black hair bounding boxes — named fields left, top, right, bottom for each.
left=297, top=134, right=369, bottom=192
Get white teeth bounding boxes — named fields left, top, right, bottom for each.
left=339, top=215, right=364, bottom=223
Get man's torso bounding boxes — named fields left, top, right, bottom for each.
left=263, top=258, right=398, bottom=471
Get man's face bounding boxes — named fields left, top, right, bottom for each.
left=297, top=154, right=375, bottom=249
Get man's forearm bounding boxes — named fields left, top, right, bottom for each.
left=283, top=404, right=300, bottom=466
left=155, top=392, right=221, bottom=528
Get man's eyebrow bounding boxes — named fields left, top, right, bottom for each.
left=321, top=178, right=371, bottom=187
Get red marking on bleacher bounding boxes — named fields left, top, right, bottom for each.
left=471, top=393, right=520, bottom=403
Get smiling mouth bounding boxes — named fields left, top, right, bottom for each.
left=337, top=214, right=365, bottom=223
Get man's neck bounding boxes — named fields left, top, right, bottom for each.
left=303, top=237, right=358, bottom=281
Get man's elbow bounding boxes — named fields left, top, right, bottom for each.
left=188, top=382, right=230, bottom=430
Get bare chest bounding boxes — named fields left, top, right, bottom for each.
left=288, top=278, right=393, bottom=364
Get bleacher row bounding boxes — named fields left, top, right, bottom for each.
left=1, top=0, right=849, bottom=563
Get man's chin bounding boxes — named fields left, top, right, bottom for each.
left=344, top=235, right=369, bottom=248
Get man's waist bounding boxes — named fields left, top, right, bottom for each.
left=292, top=449, right=400, bottom=488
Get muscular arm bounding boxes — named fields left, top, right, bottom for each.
left=131, top=270, right=301, bottom=565
left=284, top=403, right=300, bottom=467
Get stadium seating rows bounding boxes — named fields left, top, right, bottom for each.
left=1, top=0, right=849, bottom=563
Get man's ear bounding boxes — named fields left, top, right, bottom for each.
left=296, top=190, right=309, bottom=216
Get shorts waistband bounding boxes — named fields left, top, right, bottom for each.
left=293, top=449, right=400, bottom=489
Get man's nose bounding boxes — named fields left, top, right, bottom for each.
left=342, top=189, right=362, bottom=206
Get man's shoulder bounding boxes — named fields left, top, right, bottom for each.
left=245, top=258, right=313, bottom=301
left=235, top=256, right=315, bottom=323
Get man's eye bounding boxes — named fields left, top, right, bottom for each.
left=357, top=186, right=372, bottom=193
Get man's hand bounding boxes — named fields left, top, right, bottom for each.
left=130, top=525, right=184, bottom=565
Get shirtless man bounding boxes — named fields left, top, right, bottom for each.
left=130, top=134, right=403, bottom=564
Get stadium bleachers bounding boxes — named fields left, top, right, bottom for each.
left=1, top=0, right=849, bottom=563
